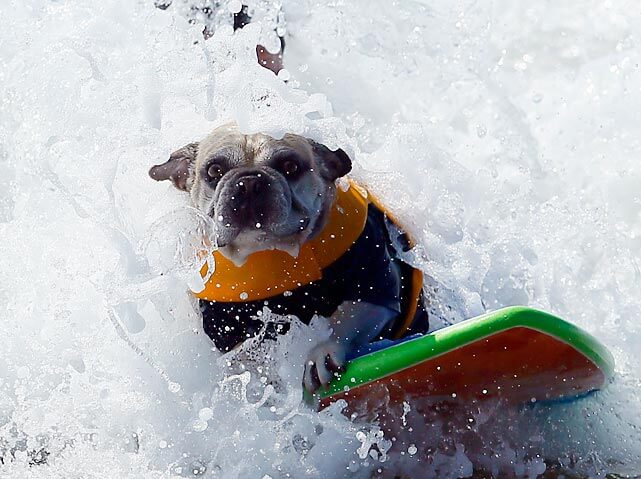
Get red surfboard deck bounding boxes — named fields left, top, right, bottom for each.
left=315, top=307, right=614, bottom=412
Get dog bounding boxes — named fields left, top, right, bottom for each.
left=149, top=124, right=429, bottom=393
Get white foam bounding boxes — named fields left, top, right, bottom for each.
left=1, top=0, right=640, bottom=477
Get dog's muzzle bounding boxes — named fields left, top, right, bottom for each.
left=214, top=168, right=291, bottom=234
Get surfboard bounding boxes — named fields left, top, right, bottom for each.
left=314, top=307, right=614, bottom=412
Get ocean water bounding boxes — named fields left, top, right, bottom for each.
left=1, top=0, right=640, bottom=477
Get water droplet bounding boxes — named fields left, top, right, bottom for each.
left=192, top=419, right=208, bottom=432
left=199, top=407, right=213, bottom=421
left=277, top=69, right=291, bottom=81
left=408, top=444, right=417, bottom=455
left=227, top=0, right=242, bottom=14
left=240, top=292, right=249, bottom=300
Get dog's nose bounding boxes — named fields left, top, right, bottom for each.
left=233, top=174, right=270, bottom=224
left=236, top=175, right=264, bottom=198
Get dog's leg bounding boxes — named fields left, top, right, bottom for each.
left=234, top=5, right=284, bottom=75
left=303, top=302, right=396, bottom=392
left=155, top=2, right=284, bottom=75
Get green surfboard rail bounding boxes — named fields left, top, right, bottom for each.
left=318, top=306, right=615, bottom=400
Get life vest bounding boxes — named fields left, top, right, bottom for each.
left=194, top=182, right=424, bottom=339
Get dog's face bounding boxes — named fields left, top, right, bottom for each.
left=149, top=124, right=352, bottom=264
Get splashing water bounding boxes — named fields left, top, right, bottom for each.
left=1, top=0, right=641, bottom=477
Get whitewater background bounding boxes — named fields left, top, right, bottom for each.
left=1, top=0, right=641, bottom=477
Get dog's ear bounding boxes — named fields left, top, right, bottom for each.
left=310, top=141, right=352, bottom=181
left=148, top=142, right=199, bottom=191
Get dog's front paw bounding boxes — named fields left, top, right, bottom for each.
left=303, top=339, right=347, bottom=393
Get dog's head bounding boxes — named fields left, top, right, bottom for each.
left=149, top=124, right=352, bottom=264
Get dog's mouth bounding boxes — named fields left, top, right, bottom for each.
left=215, top=221, right=313, bottom=266
left=211, top=205, right=316, bottom=267
left=214, top=214, right=312, bottom=248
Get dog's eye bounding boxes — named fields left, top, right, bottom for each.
left=274, top=152, right=306, bottom=180
left=282, top=160, right=299, bottom=176
left=206, top=163, right=225, bottom=181
left=275, top=156, right=303, bottom=180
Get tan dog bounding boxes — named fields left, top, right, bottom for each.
left=149, top=124, right=428, bottom=392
